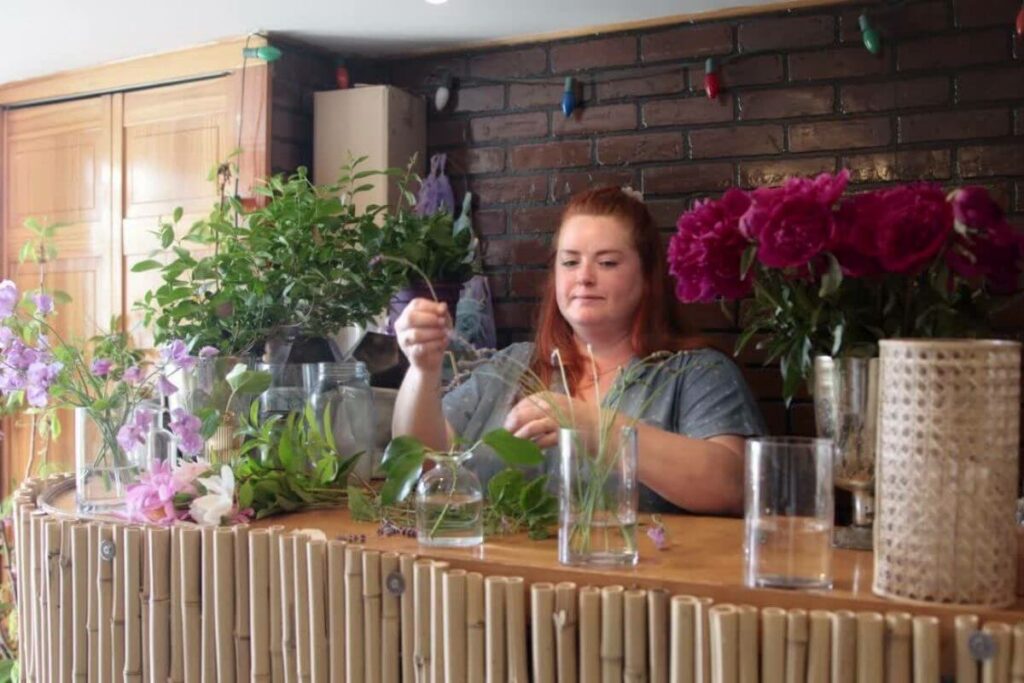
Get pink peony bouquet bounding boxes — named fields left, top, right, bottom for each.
left=668, top=171, right=1024, bottom=400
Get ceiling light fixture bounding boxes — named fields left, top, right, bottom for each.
left=425, top=0, right=449, bottom=4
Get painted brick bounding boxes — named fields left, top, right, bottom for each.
left=597, top=132, right=685, bottom=165
left=427, top=119, right=470, bottom=147
left=509, top=271, right=549, bottom=297
left=597, top=72, right=686, bottom=101
left=447, top=147, right=505, bottom=175
left=958, top=67, right=1024, bottom=103
left=842, top=149, right=952, bottom=183
left=470, top=47, right=547, bottom=78
left=509, top=82, right=564, bottom=109
left=737, top=15, right=835, bottom=52
left=788, top=47, right=888, bottom=81
left=643, top=163, right=734, bottom=195
left=509, top=205, right=564, bottom=234
left=390, top=56, right=468, bottom=88
left=898, top=108, right=1010, bottom=143
left=898, top=29, right=1010, bottom=71
left=551, top=169, right=638, bottom=201
left=475, top=209, right=507, bottom=236
left=471, top=112, right=548, bottom=142
left=493, top=302, right=540, bottom=329
left=471, top=175, right=548, bottom=205
left=643, top=94, right=734, bottom=127
left=641, top=23, right=734, bottom=62
left=841, top=77, right=950, bottom=113
left=789, top=117, right=891, bottom=152
left=738, top=86, right=835, bottom=120
left=453, top=85, right=505, bottom=112
left=509, top=140, right=592, bottom=170
left=839, top=1, right=951, bottom=43
left=552, top=104, right=637, bottom=136
left=959, top=143, right=1024, bottom=177
left=551, top=35, right=637, bottom=72
left=738, top=157, right=837, bottom=188
left=483, top=237, right=551, bottom=268
left=646, top=199, right=690, bottom=229
left=689, top=55, right=785, bottom=91
left=955, top=0, right=1022, bottom=28
left=690, top=124, right=784, bottom=158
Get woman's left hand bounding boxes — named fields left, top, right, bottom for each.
left=503, top=392, right=590, bottom=449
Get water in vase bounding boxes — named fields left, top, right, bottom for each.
left=745, top=515, right=832, bottom=589
left=416, top=492, right=484, bottom=548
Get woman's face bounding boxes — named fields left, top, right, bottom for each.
left=554, top=214, right=644, bottom=338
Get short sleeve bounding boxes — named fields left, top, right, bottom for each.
left=675, top=349, right=766, bottom=439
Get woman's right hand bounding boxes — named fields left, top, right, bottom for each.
left=394, top=298, right=451, bottom=373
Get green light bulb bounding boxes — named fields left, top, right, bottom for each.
left=859, top=15, right=882, bottom=55
left=243, top=45, right=283, bottom=62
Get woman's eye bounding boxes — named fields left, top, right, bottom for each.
left=599, top=261, right=618, bottom=268
left=560, top=260, right=578, bottom=267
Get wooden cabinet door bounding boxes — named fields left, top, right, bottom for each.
left=2, top=96, right=115, bottom=485
left=120, top=68, right=268, bottom=350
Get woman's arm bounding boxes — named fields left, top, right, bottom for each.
left=392, top=366, right=452, bottom=452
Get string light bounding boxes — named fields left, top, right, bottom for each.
left=704, top=58, right=720, bottom=100
left=859, top=14, right=882, bottom=55
left=561, top=77, right=577, bottom=117
left=335, top=60, right=350, bottom=89
left=434, top=72, right=453, bottom=111
left=242, top=45, right=283, bottom=62
left=1016, top=1, right=1024, bottom=38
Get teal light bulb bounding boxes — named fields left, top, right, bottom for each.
left=243, top=45, right=283, bottom=62
left=859, top=15, right=882, bottom=55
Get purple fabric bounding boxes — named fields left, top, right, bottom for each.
left=415, top=153, right=456, bottom=216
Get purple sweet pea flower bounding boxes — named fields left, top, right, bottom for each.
left=646, top=515, right=669, bottom=550
left=170, top=408, right=204, bottom=457
left=122, top=366, right=143, bottom=384
left=32, top=293, right=53, bottom=316
left=198, top=346, right=220, bottom=359
left=161, top=339, right=196, bottom=371
left=0, top=326, right=13, bottom=350
left=91, top=358, right=113, bottom=377
left=0, top=281, right=18, bottom=318
left=157, top=374, right=178, bottom=396
left=116, top=408, right=154, bottom=453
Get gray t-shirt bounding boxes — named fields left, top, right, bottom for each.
left=442, top=342, right=767, bottom=513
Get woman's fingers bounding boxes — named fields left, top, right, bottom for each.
left=512, top=417, right=558, bottom=447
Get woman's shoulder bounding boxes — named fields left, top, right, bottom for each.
left=644, top=346, right=737, bottom=374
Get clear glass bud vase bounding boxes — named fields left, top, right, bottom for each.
left=415, top=454, right=484, bottom=547
left=558, top=425, right=639, bottom=566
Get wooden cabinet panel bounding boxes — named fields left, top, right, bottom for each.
left=2, top=98, right=114, bottom=483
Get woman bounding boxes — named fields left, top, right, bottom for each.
left=392, top=187, right=765, bottom=515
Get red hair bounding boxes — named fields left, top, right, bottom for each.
left=530, top=186, right=704, bottom=393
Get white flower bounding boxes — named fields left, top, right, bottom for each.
left=189, top=465, right=235, bottom=526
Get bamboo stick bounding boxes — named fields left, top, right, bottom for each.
left=1011, top=621, right=1024, bottom=683
left=96, top=523, right=114, bottom=683
left=709, top=604, right=738, bottom=683
left=912, top=616, right=939, bottom=683
left=554, top=582, right=578, bottom=683
left=235, top=525, right=252, bottom=683
left=648, top=589, right=669, bottom=683
left=30, top=512, right=45, bottom=683
left=466, top=572, right=485, bottom=683
left=293, top=534, right=311, bottom=683
left=957, top=615, right=981, bottom=683
left=531, top=583, right=556, bottom=683
left=214, top=527, right=237, bottom=682
left=785, top=609, right=808, bottom=683
left=42, top=519, right=59, bottom=683
left=201, top=526, right=217, bottom=683
left=414, top=559, right=433, bottom=683
left=381, top=553, right=401, bottom=683
left=249, top=530, right=271, bottom=683
left=141, top=524, right=150, bottom=683
left=432, top=562, right=451, bottom=683
left=806, top=610, right=830, bottom=683
left=267, top=525, right=284, bottom=683
left=346, top=545, right=366, bottom=683
left=11, top=499, right=26, bottom=683
left=624, top=589, right=648, bottom=683
left=505, top=576, right=528, bottom=683
left=600, top=585, right=624, bottom=683
left=71, top=523, right=89, bottom=683
left=443, top=569, right=467, bottom=683
left=308, top=540, right=329, bottom=683
left=147, top=527, right=171, bottom=683
left=36, top=518, right=51, bottom=683
left=983, top=622, right=1012, bottom=683
left=170, top=526, right=184, bottom=683
left=884, top=612, right=911, bottom=683
left=855, top=612, right=883, bottom=683
left=179, top=526, right=201, bottom=683
left=831, top=610, right=856, bottom=683
left=280, top=534, right=297, bottom=683
left=20, top=505, right=36, bottom=683
left=670, top=595, right=697, bottom=683
left=59, top=519, right=73, bottom=683
left=696, top=597, right=714, bottom=683
left=737, top=605, right=758, bottom=683
left=761, top=607, right=786, bottom=683
left=579, top=587, right=602, bottom=683
left=124, top=526, right=143, bottom=683
left=485, top=576, right=507, bottom=683
left=363, top=549, right=383, bottom=683
left=399, top=554, right=417, bottom=683
left=327, top=540, right=347, bottom=683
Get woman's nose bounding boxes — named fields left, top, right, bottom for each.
left=576, top=262, right=596, bottom=284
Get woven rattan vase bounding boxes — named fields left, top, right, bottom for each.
left=874, top=339, right=1021, bottom=607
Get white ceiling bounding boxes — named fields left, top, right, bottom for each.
left=1, top=0, right=804, bottom=87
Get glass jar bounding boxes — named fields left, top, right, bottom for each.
left=415, top=455, right=484, bottom=548
left=75, top=405, right=154, bottom=513
left=311, top=362, right=376, bottom=482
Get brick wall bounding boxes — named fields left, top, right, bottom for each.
left=383, top=0, right=1024, bottom=436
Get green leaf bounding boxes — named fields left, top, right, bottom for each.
left=173, top=206, right=184, bottom=223
left=131, top=259, right=164, bottom=273
left=379, top=451, right=425, bottom=506
left=381, top=436, right=425, bottom=470
left=487, top=468, right=524, bottom=507
left=482, top=429, right=544, bottom=467
left=238, top=480, right=254, bottom=509
left=818, top=253, right=843, bottom=298
left=160, top=223, right=175, bottom=249
left=226, top=364, right=272, bottom=396
left=315, top=455, right=339, bottom=486
left=518, top=476, right=546, bottom=512
left=740, top=243, right=757, bottom=280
